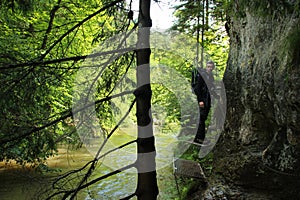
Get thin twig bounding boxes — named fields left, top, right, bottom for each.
left=39, top=0, right=124, bottom=60
left=1, top=47, right=135, bottom=70
left=0, top=90, right=133, bottom=144
left=69, top=98, right=136, bottom=199
left=46, top=164, right=135, bottom=200
left=52, top=139, right=137, bottom=188
left=41, top=0, right=62, bottom=49
left=120, top=193, right=137, bottom=200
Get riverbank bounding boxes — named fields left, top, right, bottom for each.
left=0, top=144, right=181, bottom=200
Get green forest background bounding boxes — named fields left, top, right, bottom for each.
left=0, top=0, right=228, bottom=164
left=0, top=0, right=230, bottom=199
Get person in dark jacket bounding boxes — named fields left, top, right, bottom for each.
left=192, top=61, right=218, bottom=145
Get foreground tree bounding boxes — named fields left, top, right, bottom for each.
left=134, top=0, right=159, bottom=199
left=1, top=0, right=160, bottom=199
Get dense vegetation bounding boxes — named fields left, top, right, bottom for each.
left=0, top=0, right=229, bottom=199
left=0, top=0, right=130, bottom=164
left=0, top=0, right=228, bottom=165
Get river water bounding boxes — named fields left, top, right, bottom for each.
left=0, top=132, right=182, bottom=200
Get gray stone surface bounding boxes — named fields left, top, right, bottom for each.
left=210, top=2, right=300, bottom=199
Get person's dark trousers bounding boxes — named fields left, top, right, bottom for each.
left=194, top=107, right=210, bottom=143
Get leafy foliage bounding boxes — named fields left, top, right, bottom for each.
left=0, top=0, right=131, bottom=165
left=171, top=0, right=229, bottom=78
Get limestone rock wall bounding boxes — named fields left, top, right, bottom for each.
left=213, top=1, right=300, bottom=198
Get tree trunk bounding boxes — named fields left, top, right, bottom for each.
left=134, top=0, right=159, bottom=199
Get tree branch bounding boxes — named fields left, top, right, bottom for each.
left=39, top=0, right=124, bottom=60
left=41, top=0, right=62, bottom=49
left=0, top=90, right=133, bottom=145
left=1, top=47, right=135, bottom=70
left=46, top=163, right=135, bottom=200
left=120, top=193, right=137, bottom=200
left=51, top=139, right=137, bottom=191
left=69, top=98, right=136, bottom=199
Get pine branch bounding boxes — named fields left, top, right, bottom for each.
left=41, top=0, right=62, bottom=49
left=39, top=0, right=124, bottom=61
left=120, top=193, right=137, bottom=200
left=1, top=47, right=135, bottom=70
left=51, top=139, right=137, bottom=192
left=69, top=98, right=136, bottom=199
left=46, top=163, right=135, bottom=200
left=0, top=90, right=133, bottom=145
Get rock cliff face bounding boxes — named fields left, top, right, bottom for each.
left=213, top=1, right=300, bottom=199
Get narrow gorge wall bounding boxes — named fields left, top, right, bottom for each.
left=213, top=1, right=300, bottom=198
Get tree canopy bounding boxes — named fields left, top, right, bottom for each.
left=0, top=0, right=131, bottom=164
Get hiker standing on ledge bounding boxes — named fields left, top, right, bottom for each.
left=192, top=60, right=219, bottom=145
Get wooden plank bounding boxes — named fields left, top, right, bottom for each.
left=173, top=158, right=207, bottom=181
